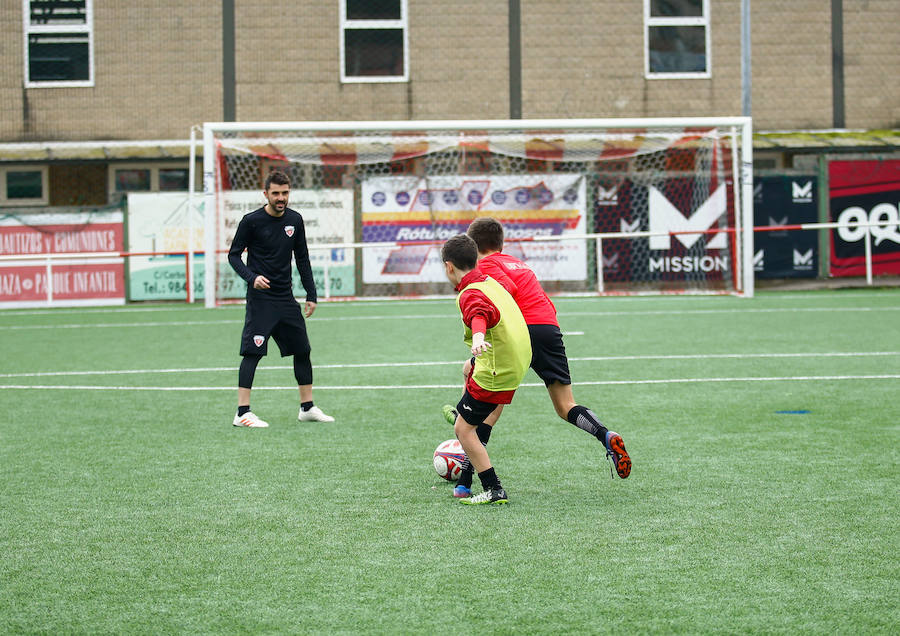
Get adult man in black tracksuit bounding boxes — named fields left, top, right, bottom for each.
left=227, top=170, right=333, bottom=427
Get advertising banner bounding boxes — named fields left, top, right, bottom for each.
left=753, top=176, right=818, bottom=278
left=595, top=176, right=735, bottom=289
left=829, top=159, right=900, bottom=277
left=360, top=175, right=587, bottom=284
left=217, top=190, right=355, bottom=299
left=0, top=210, right=125, bottom=307
left=129, top=190, right=355, bottom=300
left=127, top=192, right=204, bottom=301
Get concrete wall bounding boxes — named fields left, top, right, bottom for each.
left=0, top=1, right=222, bottom=141
left=0, top=1, right=896, bottom=143
left=842, top=0, right=900, bottom=128
left=231, top=0, right=510, bottom=122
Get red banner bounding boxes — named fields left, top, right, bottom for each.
left=0, top=212, right=125, bottom=306
left=0, top=223, right=123, bottom=256
left=0, top=262, right=124, bottom=302
left=829, top=159, right=900, bottom=277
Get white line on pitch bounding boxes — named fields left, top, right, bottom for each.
left=2, top=374, right=899, bottom=391
left=575, top=374, right=900, bottom=386
left=559, top=306, right=900, bottom=317
left=2, top=351, right=898, bottom=379
left=0, top=319, right=242, bottom=330
left=0, top=360, right=460, bottom=378
left=1, top=305, right=899, bottom=330
left=0, top=289, right=896, bottom=318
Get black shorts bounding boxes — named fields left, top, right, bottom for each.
left=239, top=289, right=311, bottom=357
left=456, top=390, right=502, bottom=427
left=528, top=324, right=571, bottom=387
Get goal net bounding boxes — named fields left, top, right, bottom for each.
left=202, top=118, right=753, bottom=306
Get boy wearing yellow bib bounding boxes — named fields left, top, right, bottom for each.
left=440, top=234, right=531, bottom=505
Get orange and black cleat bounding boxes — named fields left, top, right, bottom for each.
left=604, top=431, right=631, bottom=479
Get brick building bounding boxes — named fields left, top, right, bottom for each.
left=0, top=0, right=897, bottom=206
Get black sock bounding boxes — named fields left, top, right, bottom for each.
left=237, top=405, right=251, bottom=417
left=301, top=401, right=313, bottom=412
left=567, top=405, right=608, bottom=441
left=457, top=465, right=474, bottom=489
left=478, top=467, right=501, bottom=491
left=457, top=426, right=491, bottom=489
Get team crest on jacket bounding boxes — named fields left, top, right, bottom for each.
left=253, top=335, right=265, bottom=347
left=284, top=225, right=295, bottom=237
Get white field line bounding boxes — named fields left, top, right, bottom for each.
left=0, top=289, right=896, bottom=317
left=2, top=375, right=900, bottom=391
left=2, top=351, right=898, bottom=379
left=0, top=319, right=240, bottom=330
left=0, top=306, right=190, bottom=317
left=1, top=305, right=900, bottom=330
left=0, top=299, right=449, bottom=316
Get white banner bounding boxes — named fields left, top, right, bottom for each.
left=218, top=190, right=356, bottom=298
left=127, top=192, right=205, bottom=300
left=129, top=190, right=355, bottom=300
left=361, top=174, right=587, bottom=283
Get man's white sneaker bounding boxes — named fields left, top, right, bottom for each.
left=298, top=405, right=335, bottom=422
left=232, top=411, right=269, bottom=428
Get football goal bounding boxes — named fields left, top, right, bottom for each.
left=201, top=117, right=753, bottom=307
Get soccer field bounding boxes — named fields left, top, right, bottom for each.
left=1, top=289, right=898, bottom=633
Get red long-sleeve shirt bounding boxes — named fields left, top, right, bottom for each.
left=476, top=251, right=558, bottom=326
left=455, top=269, right=516, bottom=404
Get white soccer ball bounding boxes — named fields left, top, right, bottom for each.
left=433, top=439, right=467, bottom=481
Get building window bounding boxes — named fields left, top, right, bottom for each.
left=645, top=0, right=710, bottom=78
left=23, top=0, right=94, bottom=87
left=159, top=168, right=190, bottom=192
left=110, top=164, right=196, bottom=195
left=114, top=168, right=152, bottom=193
left=340, top=0, right=408, bottom=83
left=1, top=166, right=49, bottom=206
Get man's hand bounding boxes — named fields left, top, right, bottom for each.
left=304, top=301, right=317, bottom=318
left=253, top=275, right=270, bottom=290
left=471, top=332, right=492, bottom=357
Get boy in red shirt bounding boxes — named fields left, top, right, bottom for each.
left=444, top=217, right=631, bottom=497
left=441, top=233, right=532, bottom=505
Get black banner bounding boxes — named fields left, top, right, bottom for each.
left=753, top=175, right=818, bottom=278
left=595, top=174, right=736, bottom=291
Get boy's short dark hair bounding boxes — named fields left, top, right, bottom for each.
left=441, top=234, right=479, bottom=271
left=467, top=217, right=505, bottom=252
left=264, top=170, right=291, bottom=191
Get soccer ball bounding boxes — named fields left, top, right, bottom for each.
left=433, top=439, right=467, bottom=481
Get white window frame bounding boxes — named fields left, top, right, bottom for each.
left=1, top=165, right=49, bottom=206
left=23, top=0, right=94, bottom=88
left=108, top=163, right=193, bottom=194
left=644, top=0, right=711, bottom=80
left=339, top=0, right=409, bottom=84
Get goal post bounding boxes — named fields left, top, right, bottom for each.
left=202, top=117, right=753, bottom=307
